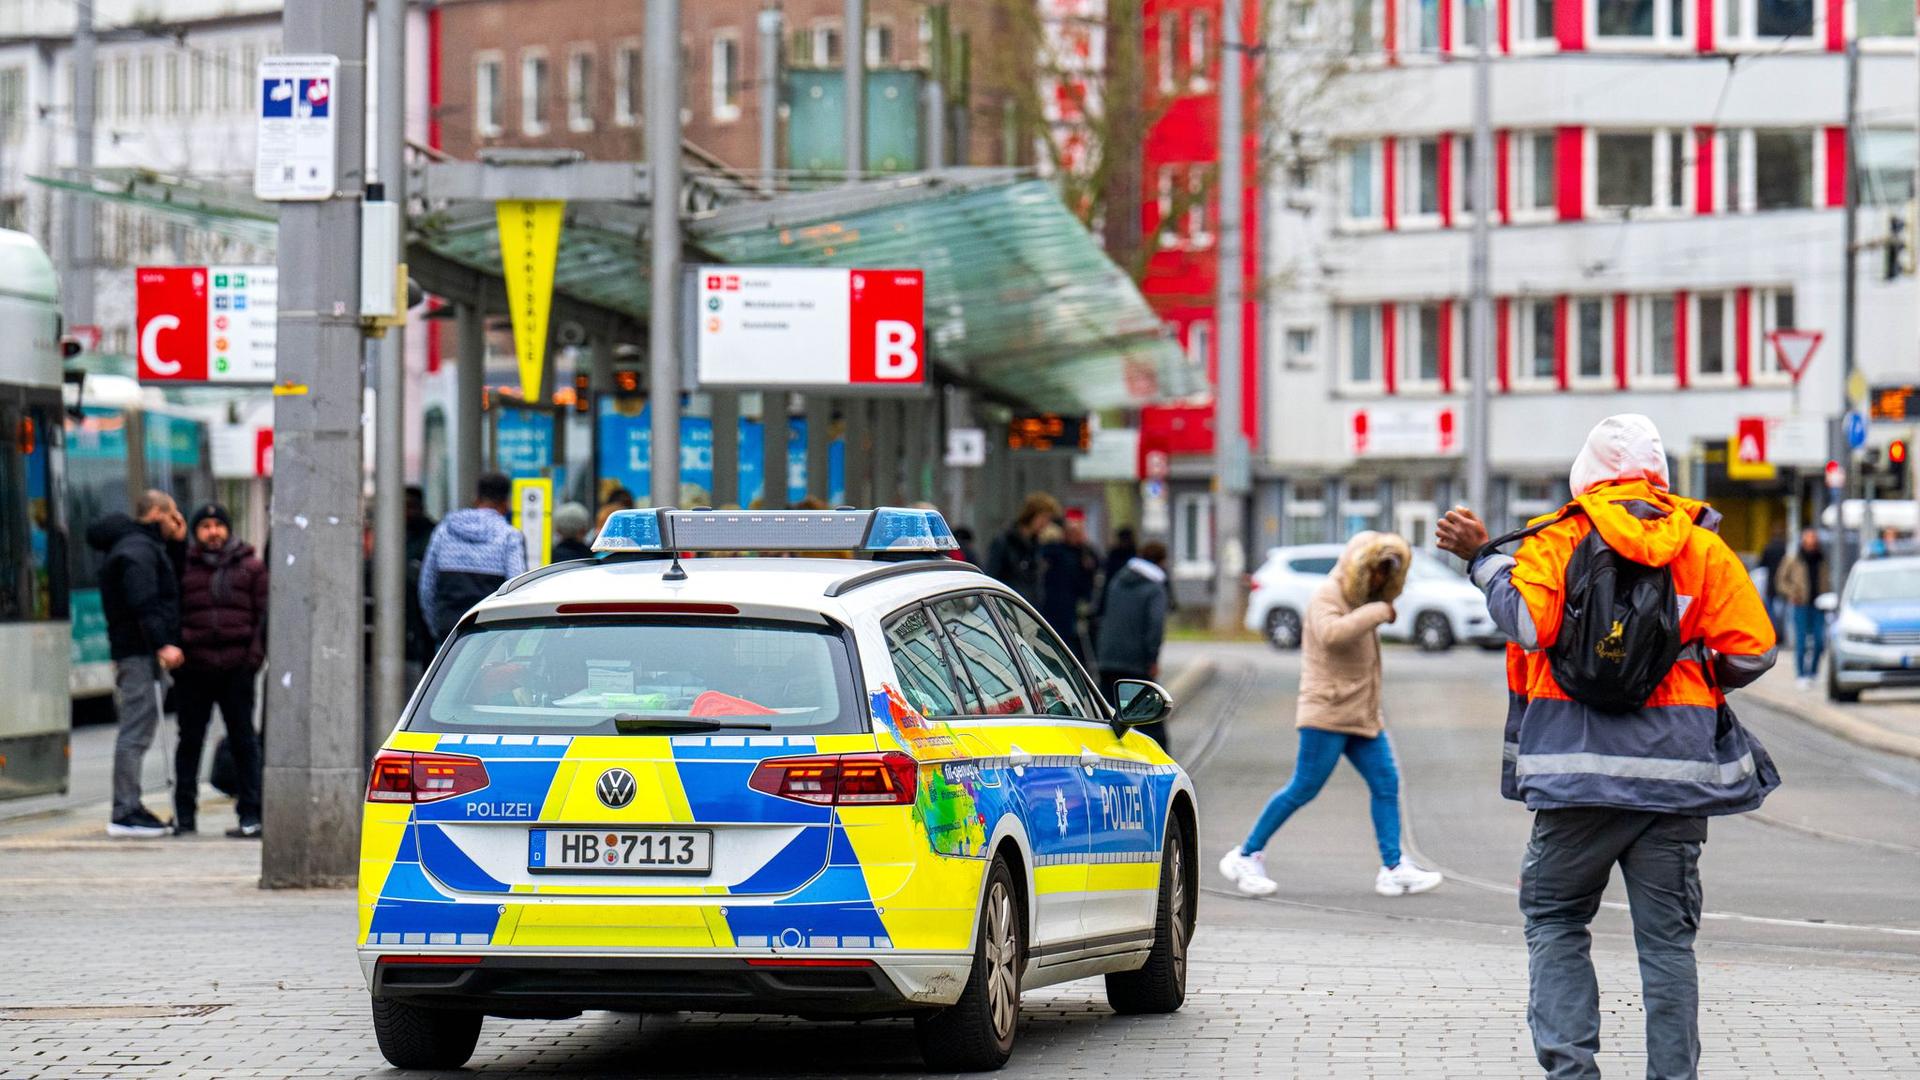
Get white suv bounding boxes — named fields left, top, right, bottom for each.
left=1243, top=545, right=1499, bottom=652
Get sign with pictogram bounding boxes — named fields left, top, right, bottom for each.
left=694, top=266, right=926, bottom=393
left=1766, top=329, right=1822, bottom=383
left=1728, top=416, right=1775, bottom=481
left=135, top=266, right=279, bottom=383
left=254, top=55, right=338, bottom=201
left=497, top=200, right=566, bottom=402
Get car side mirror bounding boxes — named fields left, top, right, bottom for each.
left=1815, top=592, right=1839, bottom=613
left=1111, top=679, right=1172, bottom=734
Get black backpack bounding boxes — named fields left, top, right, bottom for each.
left=1481, top=505, right=1686, bottom=715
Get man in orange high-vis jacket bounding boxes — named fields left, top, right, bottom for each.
left=1437, top=414, right=1778, bottom=1080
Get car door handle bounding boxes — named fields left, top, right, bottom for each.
left=1079, top=749, right=1100, bottom=772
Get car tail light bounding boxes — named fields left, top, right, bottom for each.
left=747, top=752, right=918, bottom=806
left=1243, top=574, right=1260, bottom=592
left=367, top=749, right=490, bottom=803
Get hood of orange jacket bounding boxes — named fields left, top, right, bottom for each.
left=1570, top=480, right=1707, bottom=570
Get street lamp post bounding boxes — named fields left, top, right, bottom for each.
left=1210, top=0, right=1248, bottom=633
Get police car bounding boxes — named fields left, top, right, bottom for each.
left=358, top=507, right=1198, bottom=1072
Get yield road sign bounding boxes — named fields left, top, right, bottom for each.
left=1767, top=329, right=1822, bottom=383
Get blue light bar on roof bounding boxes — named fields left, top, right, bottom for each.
left=591, top=508, right=668, bottom=553
left=589, top=506, right=960, bottom=555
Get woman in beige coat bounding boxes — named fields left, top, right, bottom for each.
left=1218, top=531, right=1445, bottom=898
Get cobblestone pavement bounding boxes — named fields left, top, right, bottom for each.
left=3, top=644, right=1917, bottom=1078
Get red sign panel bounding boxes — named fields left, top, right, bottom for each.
left=135, top=267, right=209, bottom=382
left=848, top=270, right=925, bottom=385
left=1735, top=416, right=1768, bottom=465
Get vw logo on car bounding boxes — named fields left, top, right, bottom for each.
left=596, top=768, right=637, bottom=810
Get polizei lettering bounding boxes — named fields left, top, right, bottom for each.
left=464, top=801, right=535, bottom=819
left=1100, top=785, right=1145, bottom=832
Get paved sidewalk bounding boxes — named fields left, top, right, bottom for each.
left=3, top=821, right=1917, bottom=1079
left=1744, top=664, right=1920, bottom=760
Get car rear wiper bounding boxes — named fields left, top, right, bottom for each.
left=611, top=714, right=774, bottom=734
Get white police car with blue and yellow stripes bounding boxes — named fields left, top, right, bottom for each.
left=358, top=507, right=1197, bottom=1071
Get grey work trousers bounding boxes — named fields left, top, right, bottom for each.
left=110, top=657, right=166, bottom=820
left=1520, top=807, right=1707, bottom=1080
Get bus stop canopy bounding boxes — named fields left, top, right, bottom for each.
left=38, top=165, right=1197, bottom=412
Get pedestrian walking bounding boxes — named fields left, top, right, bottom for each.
left=1756, top=523, right=1788, bottom=641
left=1038, top=516, right=1099, bottom=661
left=1103, top=525, right=1139, bottom=585
left=173, top=503, right=267, bottom=839
left=419, top=473, right=528, bottom=640
left=1436, top=413, right=1780, bottom=1080
left=1774, top=527, right=1829, bottom=690
left=552, top=502, right=595, bottom=562
left=1218, top=531, right=1444, bottom=900
left=984, top=493, right=1060, bottom=606
left=87, top=490, right=187, bottom=839
left=1094, top=540, right=1171, bottom=749
left=403, top=486, right=438, bottom=675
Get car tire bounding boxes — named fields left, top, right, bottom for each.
left=917, top=856, right=1024, bottom=1072
left=1104, top=820, right=1193, bottom=1016
left=1265, top=608, right=1303, bottom=651
left=370, top=997, right=483, bottom=1070
left=1414, top=612, right=1455, bottom=653
left=1827, top=668, right=1861, bottom=704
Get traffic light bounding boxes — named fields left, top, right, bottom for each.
left=1867, top=440, right=1912, bottom=497
left=1890, top=213, right=1907, bottom=281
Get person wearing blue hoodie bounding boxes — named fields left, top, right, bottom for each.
left=418, top=473, right=527, bottom=640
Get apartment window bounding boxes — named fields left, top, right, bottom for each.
left=566, top=48, right=594, bottom=132
left=1405, top=303, right=1445, bottom=386
left=1757, top=287, right=1796, bottom=376
left=1514, top=131, right=1557, bottom=215
left=1861, top=130, right=1918, bottom=205
left=1404, top=137, right=1442, bottom=219
left=1596, top=132, right=1654, bottom=209
left=614, top=44, right=640, bottom=127
left=1756, top=0, right=1814, bottom=36
left=241, top=45, right=258, bottom=110
left=139, top=55, right=154, bottom=118
left=114, top=57, right=129, bottom=121
left=1345, top=142, right=1381, bottom=221
left=1159, top=12, right=1179, bottom=92
left=710, top=34, right=741, bottom=122
left=1349, top=0, right=1378, bottom=51
left=866, top=22, right=894, bottom=65
left=1754, top=130, right=1813, bottom=209
left=474, top=56, right=503, bottom=136
left=1174, top=493, right=1214, bottom=577
left=1462, top=0, right=1488, bottom=46
left=1414, top=0, right=1443, bottom=50
left=1519, top=0, right=1558, bottom=40
left=1189, top=10, right=1212, bottom=90
left=164, top=54, right=179, bottom=116
left=192, top=53, right=208, bottom=114
left=1347, top=307, right=1380, bottom=384
left=1596, top=0, right=1686, bottom=38
left=1695, top=292, right=1730, bottom=380
left=1188, top=319, right=1214, bottom=373
left=521, top=52, right=550, bottom=135
left=217, top=48, right=235, bottom=112
left=1290, top=0, right=1321, bottom=37
left=1722, top=129, right=1746, bottom=211
left=1859, top=0, right=1914, bottom=36
left=1636, top=295, right=1677, bottom=380
left=813, top=23, right=843, bottom=65
left=0, top=68, right=22, bottom=143
left=1161, top=166, right=1213, bottom=248
left=1518, top=300, right=1557, bottom=383
left=1575, top=297, right=1608, bottom=382
left=1286, top=327, right=1318, bottom=371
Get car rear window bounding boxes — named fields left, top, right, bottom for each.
left=1288, top=556, right=1339, bottom=575
left=408, top=617, right=863, bottom=735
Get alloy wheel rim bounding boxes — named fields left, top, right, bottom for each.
left=985, top=881, right=1017, bottom=1040
left=1169, top=843, right=1188, bottom=984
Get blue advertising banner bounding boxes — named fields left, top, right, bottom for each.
left=596, top=398, right=842, bottom=507
left=494, top=405, right=565, bottom=496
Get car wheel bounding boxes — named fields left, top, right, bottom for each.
left=1265, top=608, right=1303, bottom=650
left=1414, top=612, right=1455, bottom=653
left=370, top=997, right=483, bottom=1070
left=1827, top=668, right=1861, bottom=704
left=1104, top=820, right=1193, bottom=1015
left=917, top=856, right=1023, bottom=1072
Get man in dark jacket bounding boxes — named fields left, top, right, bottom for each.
left=1095, top=540, right=1171, bottom=751
left=984, top=493, right=1060, bottom=606
left=89, top=490, right=187, bottom=838
left=419, top=473, right=528, bottom=639
left=1038, top=516, right=1100, bottom=662
left=403, top=486, right=438, bottom=670
left=173, top=503, right=268, bottom=838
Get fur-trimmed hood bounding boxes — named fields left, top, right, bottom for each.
left=1335, top=531, right=1411, bottom=609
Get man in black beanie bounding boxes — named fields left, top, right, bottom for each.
left=174, top=502, right=269, bottom=838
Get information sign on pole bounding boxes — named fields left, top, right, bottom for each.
left=254, top=55, right=339, bottom=201
left=512, top=477, right=553, bottom=569
left=1845, top=410, right=1869, bottom=451
left=135, top=266, right=279, bottom=383
left=694, top=266, right=925, bottom=393
left=944, top=427, right=986, bottom=468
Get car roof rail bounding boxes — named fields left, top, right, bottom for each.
left=824, top=558, right=984, bottom=598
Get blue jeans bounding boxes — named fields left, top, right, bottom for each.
left=1792, top=604, right=1826, bottom=678
left=1242, top=727, right=1402, bottom=868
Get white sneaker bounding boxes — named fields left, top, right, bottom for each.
left=1796, top=676, right=1814, bottom=691
left=1376, top=861, right=1444, bottom=897
left=1219, top=846, right=1278, bottom=897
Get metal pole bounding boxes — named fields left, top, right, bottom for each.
left=805, top=395, right=833, bottom=501
left=1835, top=40, right=1861, bottom=590
left=454, top=303, right=485, bottom=500
left=647, top=0, right=683, bottom=508
left=761, top=392, right=790, bottom=507
left=370, top=0, right=408, bottom=763
left=758, top=7, right=782, bottom=186
left=844, top=0, right=864, bottom=180
left=923, top=4, right=946, bottom=170
left=711, top=392, right=739, bottom=507
left=66, top=0, right=96, bottom=330
left=1210, top=0, right=1246, bottom=633
left=1466, top=0, right=1493, bottom=513
left=262, top=0, right=367, bottom=889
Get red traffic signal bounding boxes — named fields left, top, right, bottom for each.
left=1890, top=440, right=1908, bottom=466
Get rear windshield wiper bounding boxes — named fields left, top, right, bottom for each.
left=611, top=714, right=774, bottom=734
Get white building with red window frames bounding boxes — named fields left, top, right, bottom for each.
left=1256, top=0, right=1917, bottom=557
